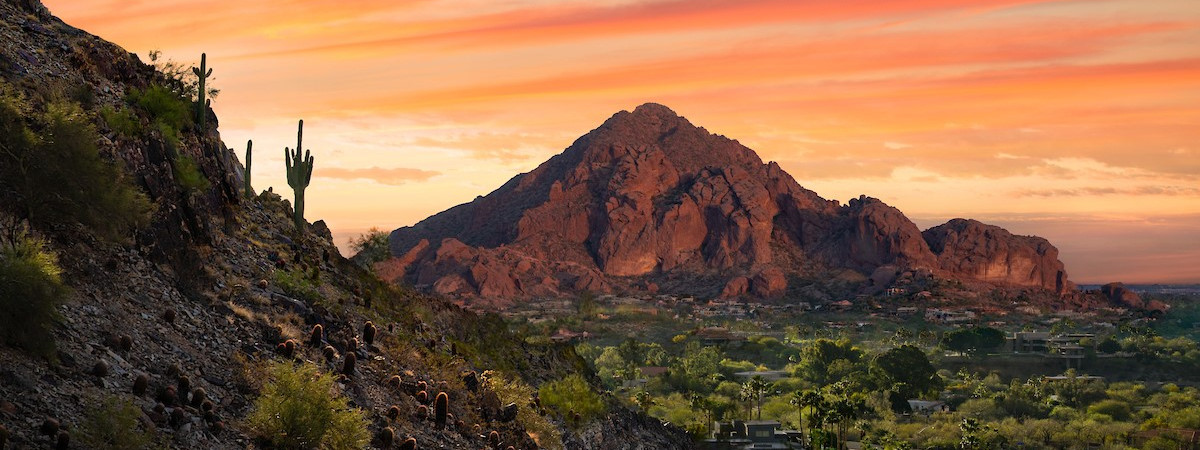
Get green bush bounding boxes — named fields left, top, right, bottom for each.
left=154, top=119, right=180, bottom=151
left=173, top=154, right=210, bottom=193
left=482, top=371, right=562, bottom=449
left=0, top=93, right=152, bottom=243
left=538, top=374, right=607, bottom=425
left=272, top=268, right=322, bottom=304
left=0, top=233, right=70, bottom=358
left=127, top=84, right=190, bottom=132
left=78, top=396, right=158, bottom=449
left=247, top=361, right=368, bottom=449
left=349, top=227, right=390, bottom=267
left=99, top=106, right=140, bottom=136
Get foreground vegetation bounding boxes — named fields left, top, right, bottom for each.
left=540, top=291, right=1200, bottom=449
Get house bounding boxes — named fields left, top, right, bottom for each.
left=703, top=420, right=802, bottom=450
left=925, top=308, right=976, bottom=324
left=1009, top=331, right=1051, bottom=353
left=696, top=327, right=742, bottom=346
left=907, top=399, right=949, bottom=415
left=1132, top=429, right=1200, bottom=450
left=639, top=366, right=669, bottom=378
left=549, top=329, right=590, bottom=343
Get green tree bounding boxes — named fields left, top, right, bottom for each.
left=593, top=346, right=626, bottom=385
left=796, top=338, right=864, bottom=385
left=873, top=345, right=944, bottom=411
left=791, top=389, right=825, bottom=442
left=826, top=382, right=870, bottom=449
left=1097, top=338, right=1121, bottom=354
left=673, top=342, right=723, bottom=390
left=742, top=375, right=771, bottom=420
left=619, top=338, right=644, bottom=367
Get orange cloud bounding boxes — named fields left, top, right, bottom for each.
left=316, top=167, right=440, bottom=185
left=1015, top=186, right=1200, bottom=198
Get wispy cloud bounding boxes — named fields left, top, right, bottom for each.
left=1015, top=185, right=1200, bottom=198
left=316, top=167, right=440, bottom=185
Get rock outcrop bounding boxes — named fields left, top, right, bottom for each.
left=385, top=104, right=1074, bottom=301
left=923, top=219, right=1074, bottom=294
left=1100, top=282, right=1145, bottom=309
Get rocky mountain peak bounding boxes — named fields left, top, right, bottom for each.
left=383, top=104, right=1076, bottom=300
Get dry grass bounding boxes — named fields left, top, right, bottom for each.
left=226, top=301, right=260, bottom=324
left=273, top=311, right=305, bottom=342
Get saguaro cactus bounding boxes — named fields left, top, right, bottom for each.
left=243, top=140, right=253, bottom=198
left=193, top=53, right=213, bottom=128
left=284, top=120, right=314, bottom=233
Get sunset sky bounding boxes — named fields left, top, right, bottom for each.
left=43, top=0, right=1200, bottom=283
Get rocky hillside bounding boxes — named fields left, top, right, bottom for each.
left=382, top=103, right=1074, bottom=302
left=0, top=2, right=688, bottom=449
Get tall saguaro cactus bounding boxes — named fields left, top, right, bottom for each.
left=243, top=140, right=253, bottom=199
left=193, top=53, right=212, bottom=128
left=284, top=120, right=314, bottom=233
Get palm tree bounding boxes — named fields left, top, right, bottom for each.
left=828, top=394, right=868, bottom=449
left=690, top=393, right=716, bottom=429
left=743, top=375, right=771, bottom=420
left=738, top=385, right=755, bottom=420
left=793, top=388, right=825, bottom=446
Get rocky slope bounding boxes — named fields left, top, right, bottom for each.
left=0, top=2, right=688, bottom=448
left=383, top=103, right=1074, bottom=302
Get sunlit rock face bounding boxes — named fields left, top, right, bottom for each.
left=384, top=103, right=1073, bottom=300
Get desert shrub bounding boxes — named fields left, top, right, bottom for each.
left=482, top=371, right=562, bottom=450
left=78, top=396, right=158, bottom=449
left=146, top=50, right=219, bottom=102
left=0, top=93, right=152, bottom=243
left=98, top=106, right=140, bottom=136
left=127, top=84, right=189, bottom=132
left=173, top=154, right=209, bottom=193
left=272, top=268, right=322, bottom=303
left=0, top=232, right=69, bottom=358
left=247, top=361, right=368, bottom=449
left=349, top=227, right=390, bottom=267
left=538, top=374, right=607, bottom=424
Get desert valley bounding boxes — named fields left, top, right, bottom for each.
left=1, top=0, right=1199, bottom=449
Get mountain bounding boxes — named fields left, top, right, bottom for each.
left=0, top=2, right=687, bottom=448
left=383, top=103, right=1074, bottom=301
